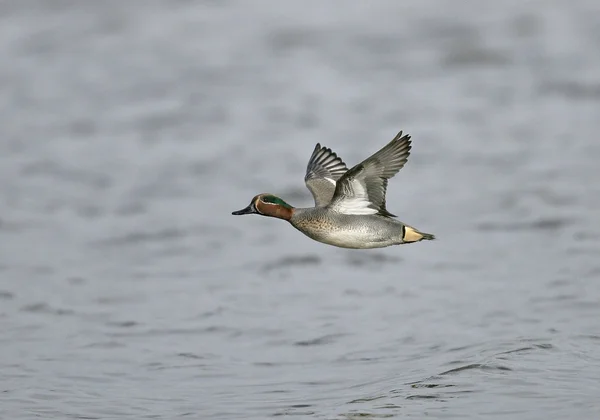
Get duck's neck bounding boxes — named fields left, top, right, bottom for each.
left=255, top=198, right=295, bottom=221
left=264, top=205, right=294, bottom=221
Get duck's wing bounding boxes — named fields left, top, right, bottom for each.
left=304, top=143, right=348, bottom=206
left=328, top=131, right=411, bottom=217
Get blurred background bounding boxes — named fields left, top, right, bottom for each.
left=1, top=1, right=600, bottom=419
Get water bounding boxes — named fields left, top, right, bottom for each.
left=1, top=1, right=600, bottom=418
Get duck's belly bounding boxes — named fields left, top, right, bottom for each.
left=295, top=220, right=402, bottom=249
left=318, top=231, right=398, bottom=249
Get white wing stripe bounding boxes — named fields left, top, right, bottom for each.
left=335, top=198, right=377, bottom=215
left=333, top=181, right=377, bottom=215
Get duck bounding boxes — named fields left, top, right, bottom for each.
left=232, top=130, right=435, bottom=249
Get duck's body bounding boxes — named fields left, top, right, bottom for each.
left=290, top=208, right=432, bottom=249
left=232, top=131, right=435, bottom=249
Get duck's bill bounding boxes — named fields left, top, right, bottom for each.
left=232, top=204, right=255, bottom=215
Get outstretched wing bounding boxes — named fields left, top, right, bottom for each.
left=328, top=131, right=411, bottom=217
left=304, top=143, right=348, bottom=206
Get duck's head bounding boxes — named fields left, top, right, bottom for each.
left=232, top=193, right=294, bottom=221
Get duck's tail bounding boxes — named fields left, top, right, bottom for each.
left=402, top=225, right=436, bottom=243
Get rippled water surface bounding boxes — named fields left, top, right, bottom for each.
left=2, top=1, right=600, bottom=419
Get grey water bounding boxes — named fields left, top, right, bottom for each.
left=1, top=1, right=600, bottom=419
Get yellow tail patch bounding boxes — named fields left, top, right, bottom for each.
left=403, top=226, right=435, bottom=243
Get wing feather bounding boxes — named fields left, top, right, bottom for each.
left=304, top=143, right=348, bottom=206
left=329, top=131, right=411, bottom=217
